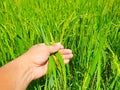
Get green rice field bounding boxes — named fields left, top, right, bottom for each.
left=0, top=0, right=120, bottom=90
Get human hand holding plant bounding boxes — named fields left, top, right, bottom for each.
left=0, top=43, right=73, bottom=90
left=25, top=43, right=73, bottom=80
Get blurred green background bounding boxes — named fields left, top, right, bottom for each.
left=0, top=0, right=120, bottom=89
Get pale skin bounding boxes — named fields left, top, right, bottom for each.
left=0, top=43, right=73, bottom=90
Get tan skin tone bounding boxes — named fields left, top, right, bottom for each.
left=0, top=43, right=73, bottom=90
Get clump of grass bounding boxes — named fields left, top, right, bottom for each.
left=39, top=26, right=66, bottom=90
left=106, top=44, right=120, bottom=89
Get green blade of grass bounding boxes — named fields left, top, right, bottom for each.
left=39, top=26, right=50, bottom=45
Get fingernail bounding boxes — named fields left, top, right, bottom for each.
left=56, top=42, right=61, bottom=45
left=61, top=45, right=64, bottom=49
left=70, top=54, right=73, bottom=58
left=68, top=49, right=72, bottom=53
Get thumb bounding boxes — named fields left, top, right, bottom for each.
left=48, top=43, right=64, bottom=54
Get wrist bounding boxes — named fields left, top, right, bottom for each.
left=0, top=53, right=34, bottom=90
left=15, top=53, right=34, bottom=89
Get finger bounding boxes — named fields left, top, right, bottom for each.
left=40, top=62, right=48, bottom=76
left=59, top=49, right=72, bottom=55
left=62, top=54, right=73, bottom=59
left=48, top=43, right=64, bottom=54
left=64, top=59, right=70, bottom=64
left=33, top=62, right=48, bottom=80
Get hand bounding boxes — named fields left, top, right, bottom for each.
left=25, top=43, right=73, bottom=80
left=0, top=43, right=73, bottom=90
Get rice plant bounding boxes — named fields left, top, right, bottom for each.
left=39, top=26, right=67, bottom=90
